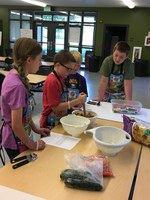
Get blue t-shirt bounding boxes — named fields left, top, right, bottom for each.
left=65, top=73, right=88, bottom=97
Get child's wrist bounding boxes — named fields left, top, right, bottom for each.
left=36, top=141, right=39, bottom=150
left=68, top=101, right=71, bottom=109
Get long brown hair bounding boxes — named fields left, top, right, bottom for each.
left=13, top=37, right=42, bottom=90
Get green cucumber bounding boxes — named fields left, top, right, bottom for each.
left=64, top=177, right=103, bottom=191
left=60, top=169, right=91, bottom=181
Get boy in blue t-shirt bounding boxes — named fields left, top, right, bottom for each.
left=65, top=51, right=88, bottom=110
left=66, top=51, right=88, bottom=99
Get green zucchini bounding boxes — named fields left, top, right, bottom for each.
left=60, top=169, right=103, bottom=191
left=60, top=169, right=91, bottom=181
left=64, top=177, right=103, bottom=191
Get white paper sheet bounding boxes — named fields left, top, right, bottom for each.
left=86, top=102, right=150, bottom=123
left=20, top=29, right=33, bottom=38
left=0, top=185, right=45, bottom=200
left=41, top=132, right=81, bottom=150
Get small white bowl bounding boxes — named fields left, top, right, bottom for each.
left=72, top=110, right=97, bottom=124
left=92, top=126, right=131, bottom=156
left=60, top=115, right=90, bottom=137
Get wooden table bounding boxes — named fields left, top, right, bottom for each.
left=0, top=119, right=142, bottom=200
left=0, top=56, right=9, bottom=62
left=41, top=61, right=54, bottom=66
left=0, top=56, right=54, bottom=67
left=132, top=145, right=150, bottom=200
left=0, top=70, right=47, bottom=85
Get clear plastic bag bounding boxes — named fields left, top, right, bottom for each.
left=60, top=152, right=103, bottom=191
left=83, top=154, right=113, bottom=177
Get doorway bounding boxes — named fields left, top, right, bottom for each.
left=34, top=21, right=68, bottom=59
left=102, top=25, right=128, bottom=59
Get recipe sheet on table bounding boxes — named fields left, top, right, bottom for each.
left=86, top=102, right=150, bottom=123
left=41, top=132, right=81, bottom=150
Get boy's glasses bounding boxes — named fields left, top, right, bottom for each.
left=60, top=63, right=73, bottom=72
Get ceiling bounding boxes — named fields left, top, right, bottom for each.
left=0, top=0, right=150, bottom=8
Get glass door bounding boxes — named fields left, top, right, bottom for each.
left=34, top=21, right=68, bottom=58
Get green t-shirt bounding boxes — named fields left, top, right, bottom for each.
left=100, top=55, right=135, bottom=80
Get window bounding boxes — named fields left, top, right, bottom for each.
left=84, top=12, right=96, bottom=22
left=53, top=15, right=68, bottom=21
left=82, top=25, right=94, bottom=46
left=10, top=21, right=20, bottom=41
left=10, top=10, right=20, bottom=19
left=9, top=10, right=96, bottom=67
left=43, top=15, right=52, bottom=21
left=9, top=10, right=33, bottom=47
left=55, top=28, right=65, bottom=52
left=69, top=12, right=82, bottom=22
left=22, top=21, right=30, bottom=29
left=69, top=27, right=81, bottom=46
left=68, top=11, right=96, bottom=65
left=22, top=11, right=33, bottom=20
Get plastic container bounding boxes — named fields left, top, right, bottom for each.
left=111, top=99, right=142, bottom=114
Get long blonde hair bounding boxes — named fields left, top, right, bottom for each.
left=13, top=37, right=42, bottom=90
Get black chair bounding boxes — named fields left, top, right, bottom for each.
left=134, top=59, right=149, bottom=77
left=5, top=48, right=13, bottom=57
left=36, top=65, right=53, bottom=76
left=85, top=51, right=94, bottom=69
left=4, top=57, right=13, bottom=71
left=30, top=65, right=53, bottom=93
left=30, top=66, right=54, bottom=102
left=44, top=56, right=54, bottom=62
left=30, top=85, right=43, bottom=93
left=88, top=55, right=101, bottom=72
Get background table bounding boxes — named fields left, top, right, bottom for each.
left=0, top=70, right=47, bottom=85
left=0, top=56, right=54, bottom=67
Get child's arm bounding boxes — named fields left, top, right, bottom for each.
left=30, top=119, right=50, bottom=137
left=124, top=79, right=132, bottom=100
left=98, top=76, right=108, bottom=101
left=11, top=108, right=45, bottom=150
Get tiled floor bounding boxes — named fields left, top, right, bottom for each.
left=0, top=69, right=150, bottom=167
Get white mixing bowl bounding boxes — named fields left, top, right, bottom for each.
left=60, top=115, right=90, bottom=137
left=92, top=126, right=131, bottom=156
left=72, top=110, right=97, bottom=124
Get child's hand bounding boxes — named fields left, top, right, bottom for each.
left=72, top=104, right=82, bottom=110
left=36, top=128, right=50, bottom=137
left=92, top=97, right=99, bottom=101
left=36, top=139, right=46, bottom=150
left=77, top=92, right=87, bottom=104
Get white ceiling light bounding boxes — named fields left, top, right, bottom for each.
left=122, top=0, right=135, bottom=9
left=21, top=0, right=47, bottom=7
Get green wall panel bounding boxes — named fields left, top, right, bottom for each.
left=95, top=8, right=150, bottom=65
left=0, top=6, right=150, bottom=70
left=0, top=6, right=9, bottom=54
